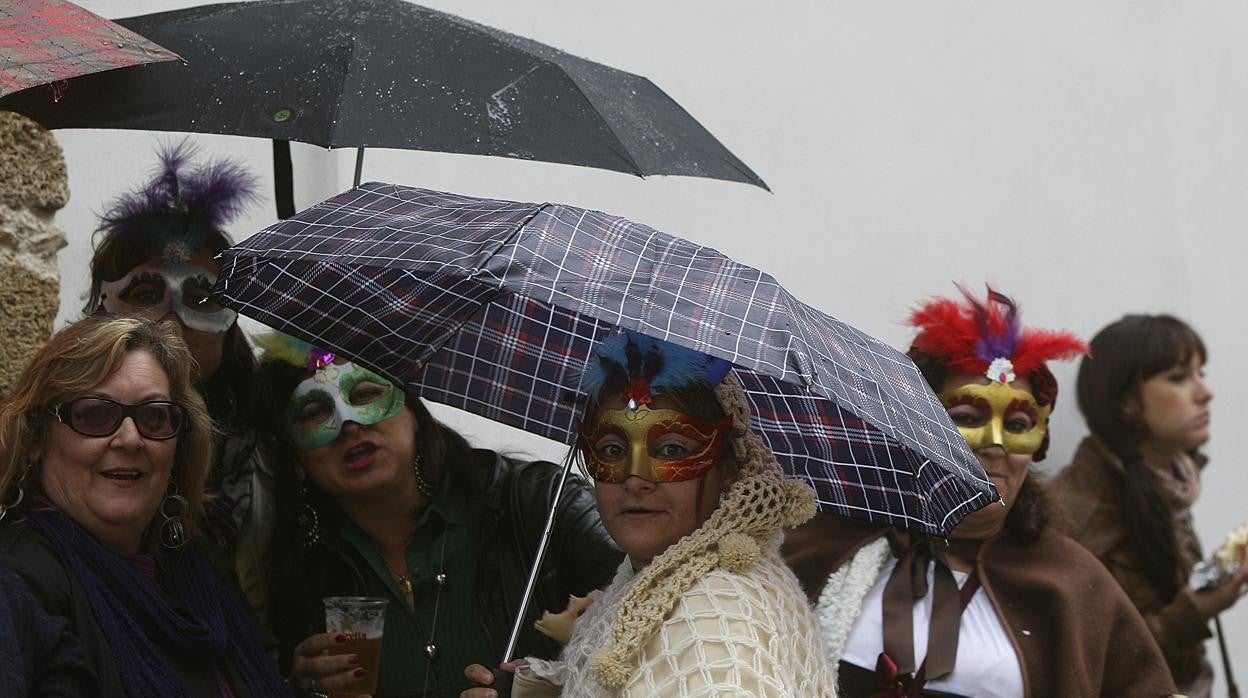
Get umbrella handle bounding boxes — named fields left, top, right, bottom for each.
left=353, top=147, right=365, bottom=187
left=502, top=455, right=575, bottom=664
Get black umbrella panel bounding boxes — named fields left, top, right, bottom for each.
left=0, top=0, right=768, bottom=217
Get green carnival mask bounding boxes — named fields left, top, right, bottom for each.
left=284, top=361, right=405, bottom=451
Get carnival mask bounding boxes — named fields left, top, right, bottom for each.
left=285, top=361, right=406, bottom=451
left=939, top=381, right=1050, bottom=455
left=580, top=406, right=732, bottom=484
left=100, top=263, right=237, bottom=334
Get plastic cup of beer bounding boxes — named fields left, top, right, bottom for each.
left=322, top=596, right=388, bottom=696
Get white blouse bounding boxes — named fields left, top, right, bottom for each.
left=841, top=557, right=1025, bottom=697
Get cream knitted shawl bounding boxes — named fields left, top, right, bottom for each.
left=551, top=537, right=835, bottom=697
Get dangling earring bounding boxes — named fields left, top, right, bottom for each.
left=296, top=482, right=321, bottom=548
left=159, top=481, right=189, bottom=550
left=412, top=448, right=433, bottom=498
left=0, top=462, right=30, bottom=523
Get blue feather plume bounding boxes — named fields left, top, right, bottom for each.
left=582, top=331, right=730, bottom=402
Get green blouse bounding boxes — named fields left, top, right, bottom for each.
left=339, top=479, right=493, bottom=697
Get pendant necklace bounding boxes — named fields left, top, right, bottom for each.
left=386, top=526, right=450, bottom=695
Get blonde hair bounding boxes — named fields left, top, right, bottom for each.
left=0, top=315, right=214, bottom=552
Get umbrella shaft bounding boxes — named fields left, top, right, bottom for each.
left=502, top=455, right=575, bottom=663
left=353, top=147, right=365, bottom=187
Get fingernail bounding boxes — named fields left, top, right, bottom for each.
left=349, top=655, right=360, bottom=665
left=353, top=668, right=366, bottom=678
left=335, top=634, right=346, bottom=643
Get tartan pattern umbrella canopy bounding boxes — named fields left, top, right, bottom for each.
left=0, top=0, right=178, bottom=98
left=215, top=183, right=996, bottom=536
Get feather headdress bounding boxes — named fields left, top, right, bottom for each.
left=99, top=141, right=257, bottom=261
left=582, top=331, right=733, bottom=408
left=254, top=332, right=335, bottom=373
left=908, top=285, right=1087, bottom=383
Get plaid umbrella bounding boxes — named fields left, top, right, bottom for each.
left=0, top=0, right=178, bottom=98
left=216, top=182, right=996, bottom=537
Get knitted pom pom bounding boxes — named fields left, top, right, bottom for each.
left=718, top=531, right=760, bottom=573
left=591, top=648, right=631, bottom=688
left=780, top=479, right=818, bottom=528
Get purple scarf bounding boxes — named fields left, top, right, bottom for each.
left=25, top=509, right=290, bottom=698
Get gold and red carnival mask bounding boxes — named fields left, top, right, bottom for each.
left=580, top=405, right=733, bottom=484
left=938, top=380, right=1051, bottom=455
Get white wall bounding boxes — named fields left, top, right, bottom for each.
left=52, top=1, right=1247, bottom=686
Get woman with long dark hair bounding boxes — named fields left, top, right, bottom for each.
left=250, top=333, right=621, bottom=697
left=1053, top=315, right=1248, bottom=697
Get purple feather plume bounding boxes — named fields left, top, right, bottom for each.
left=959, top=285, right=1021, bottom=364
left=99, top=140, right=258, bottom=249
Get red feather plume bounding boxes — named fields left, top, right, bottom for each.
left=908, top=285, right=1088, bottom=378
left=1011, top=330, right=1089, bottom=379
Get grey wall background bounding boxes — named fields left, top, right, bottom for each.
left=48, top=1, right=1247, bottom=684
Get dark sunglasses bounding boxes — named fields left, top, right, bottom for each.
left=49, top=397, right=185, bottom=440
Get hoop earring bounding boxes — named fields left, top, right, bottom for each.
left=412, top=448, right=433, bottom=498
left=159, top=482, right=189, bottom=550
left=297, top=482, right=321, bottom=548
left=0, top=464, right=29, bottom=524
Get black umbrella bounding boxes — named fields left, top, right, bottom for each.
left=0, top=0, right=767, bottom=217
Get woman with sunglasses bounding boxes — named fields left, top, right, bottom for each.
left=475, top=331, right=833, bottom=697
left=0, top=315, right=289, bottom=697
left=251, top=333, right=622, bottom=697
left=85, top=144, right=272, bottom=620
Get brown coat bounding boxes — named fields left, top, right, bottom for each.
left=783, top=512, right=1176, bottom=697
left=1051, top=436, right=1211, bottom=689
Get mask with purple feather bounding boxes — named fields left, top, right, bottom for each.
left=96, top=143, right=257, bottom=333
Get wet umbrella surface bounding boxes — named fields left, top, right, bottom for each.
left=216, top=183, right=996, bottom=538
left=0, top=0, right=178, bottom=98
left=0, top=0, right=766, bottom=190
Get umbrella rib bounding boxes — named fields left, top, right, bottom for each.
left=474, top=203, right=551, bottom=284
left=325, top=37, right=360, bottom=147
left=431, top=10, right=645, bottom=177
left=554, top=70, right=645, bottom=178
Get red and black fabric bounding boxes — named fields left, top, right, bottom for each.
left=0, top=0, right=176, bottom=98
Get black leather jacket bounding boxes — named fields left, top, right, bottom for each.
left=271, top=449, right=622, bottom=684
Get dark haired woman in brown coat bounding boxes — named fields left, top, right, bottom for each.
left=1052, top=314, right=1248, bottom=697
